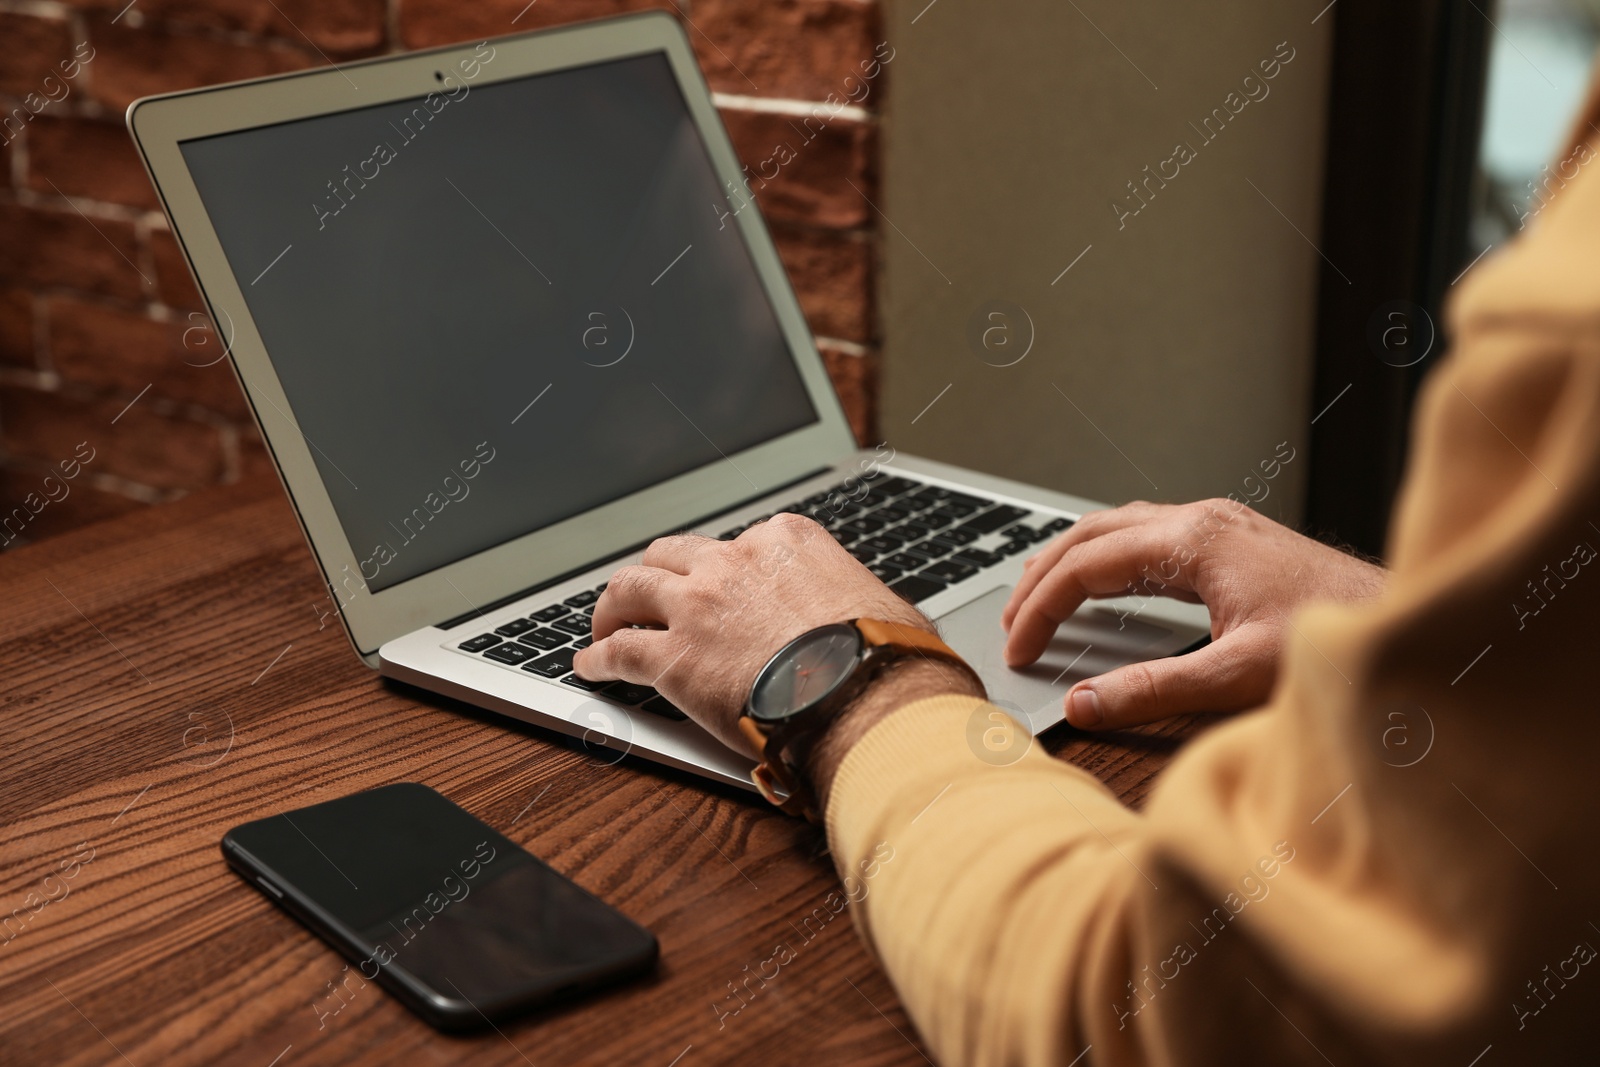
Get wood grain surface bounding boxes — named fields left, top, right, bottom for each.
left=0, top=479, right=1205, bottom=1067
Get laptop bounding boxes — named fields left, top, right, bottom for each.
left=128, top=13, right=1208, bottom=792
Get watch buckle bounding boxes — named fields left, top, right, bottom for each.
left=751, top=763, right=788, bottom=807
left=750, top=762, right=816, bottom=820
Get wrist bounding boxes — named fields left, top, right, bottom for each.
left=803, top=657, right=985, bottom=813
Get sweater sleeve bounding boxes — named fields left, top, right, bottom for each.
left=825, top=91, right=1600, bottom=1067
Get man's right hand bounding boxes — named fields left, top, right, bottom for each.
left=1002, top=499, right=1387, bottom=731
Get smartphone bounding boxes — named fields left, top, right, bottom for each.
left=222, top=782, right=657, bottom=1030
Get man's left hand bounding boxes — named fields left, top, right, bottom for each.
left=572, top=513, right=930, bottom=756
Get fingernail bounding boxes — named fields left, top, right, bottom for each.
left=1068, top=687, right=1102, bottom=727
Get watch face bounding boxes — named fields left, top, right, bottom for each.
left=748, top=623, right=864, bottom=723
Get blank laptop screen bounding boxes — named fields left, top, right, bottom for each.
left=180, top=52, right=817, bottom=591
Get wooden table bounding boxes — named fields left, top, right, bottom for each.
left=0, top=479, right=1198, bottom=1067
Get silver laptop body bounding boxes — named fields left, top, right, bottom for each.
left=129, top=13, right=1207, bottom=793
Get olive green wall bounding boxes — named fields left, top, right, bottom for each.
left=878, top=0, right=1335, bottom=522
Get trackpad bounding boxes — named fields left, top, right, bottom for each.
left=936, top=586, right=1176, bottom=733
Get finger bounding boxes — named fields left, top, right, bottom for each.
left=573, top=626, right=670, bottom=683
left=1004, top=523, right=1200, bottom=667
left=1001, top=502, right=1165, bottom=631
left=1063, top=629, right=1271, bottom=730
left=641, top=532, right=719, bottom=574
left=591, top=565, right=680, bottom=640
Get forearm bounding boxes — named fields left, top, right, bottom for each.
left=820, top=693, right=1151, bottom=1066
left=804, top=658, right=985, bottom=811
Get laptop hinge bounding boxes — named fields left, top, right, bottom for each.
left=435, top=465, right=834, bottom=630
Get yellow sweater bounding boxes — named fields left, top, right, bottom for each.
left=826, top=89, right=1600, bottom=1065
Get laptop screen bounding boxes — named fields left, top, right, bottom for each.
left=179, top=52, right=818, bottom=592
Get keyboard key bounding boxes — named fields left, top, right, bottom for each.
left=885, top=552, right=930, bottom=570
left=604, top=681, right=657, bottom=705
left=908, top=539, right=954, bottom=560
left=840, top=517, right=886, bottom=536
left=933, top=526, right=980, bottom=548
left=565, top=589, right=600, bottom=608
left=869, top=563, right=903, bottom=582
left=917, top=511, right=955, bottom=531
left=954, top=548, right=1005, bottom=569
left=570, top=635, right=592, bottom=650
left=932, top=502, right=979, bottom=520
left=517, top=627, right=569, bottom=652
left=942, top=491, right=992, bottom=509
left=889, top=574, right=946, bottom=603
left=849, top=546, right=878, bottom=564
left=641, top=695, right=688, bottom=720
left=484, top=642, right=537, bottom=665
left=924, top=559, right=978, bottom=584
left=494, top=618, right=535, bottom=637
left=894, top=519, right=935, bottom=541
left=962, top=504, right=1032, bottom=534
left=561, top=673, right=606, bottom=691
left=831, top=528, right=861, bottom=546
left=1040, top=517, right=1075, bottom=535
left=460, top=634, right=502, bottom=653
left=552, top=614, right=591, bottom=636
left=1001, top=524, right=1037, bottom=541
left=998, top=538, right=1032, bottom=555
left=906, top=487, right=950, bottom=507
left=869, top=504, right=912, bottom=524
left=858, top=534, right=905, bottom=555
left=530, top=604, right=571, bottom=623
left=875, top=477, right=920, bottom=496
left=522, top=648, right=576, bottom=678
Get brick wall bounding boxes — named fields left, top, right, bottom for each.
left=0, top=0, right=883, bottom=549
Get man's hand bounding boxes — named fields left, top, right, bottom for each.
left=572, top=513, right=939, bottom=758
left=1002, top=499, right=1386, bottom=731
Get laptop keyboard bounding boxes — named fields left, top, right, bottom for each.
left=451, top=471, right=1074, bottom=718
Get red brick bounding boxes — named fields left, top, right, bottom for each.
left=149, top=228, right=204, bottom=311
left=820, top=341, right=875, bottom=444
left=64, top=0, right=386, bottom=54
left=692, top=0, right=883, bottom=101
left=718, top=106, right=874, bottom=228
left=87, top=18, right=315, bottom=113
left=25, top=115, right=159, bottom=210
left=770, top=222, right=871, bottom=342
left=0, top=201, right=146, bottom=302
left=0, top=289, right=35, bottom=370
left=0, top=465, right=145, bottom=548
left=0, top=384, right=226, bottom=490
left=399, top=0, right=678, bottom=48
left=47, top=298, right=250, bottom=419
left=0, top=13, right=76, bottom=99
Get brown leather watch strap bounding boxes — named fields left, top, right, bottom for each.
left=854, top=618, right=982, bottom=689
left=854, top=617, right=954, bottom=653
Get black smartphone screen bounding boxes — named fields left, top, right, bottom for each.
left=222, top=783, right=656, bottom=1029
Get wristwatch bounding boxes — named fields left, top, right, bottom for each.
left=738, top=618, right=982, bottom=820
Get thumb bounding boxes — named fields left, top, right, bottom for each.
left=1064, top=631, right=1272, bottom=730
